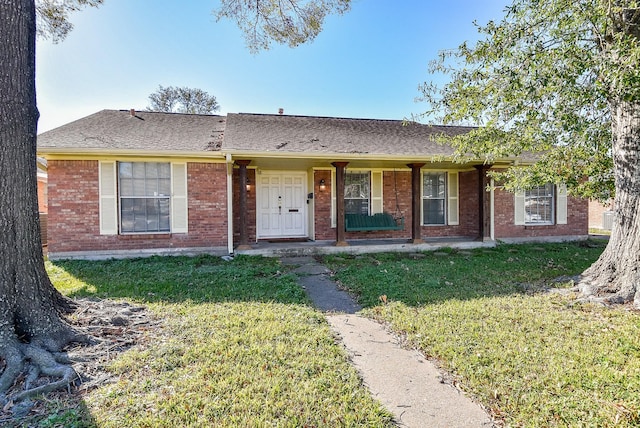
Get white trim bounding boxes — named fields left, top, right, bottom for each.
left=490, top=178, right=495, bottom=240
left=226, top=158, right=234, bottom=254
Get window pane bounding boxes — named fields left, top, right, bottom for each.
left=422, top=172, right=446, bottom=224
left=345, top=199, right=369, bottom=215
left=119, top=162, right=133, bottom=179
left=120, top=198, right=135, bottom=232
left=120, top=178, right=134, bottom=196
left=344, top=172, right=370, bottom=215
left=525, top=184, right=554, bottom=224
left=118, top=162, right=171, bottom=233
left=132, top=163, right=146, bottom=178
left=423, top=173, right=445, bottom=198
left=158, top=178, right=171, bottom=196
left=423, top=199, right=445, bottom=224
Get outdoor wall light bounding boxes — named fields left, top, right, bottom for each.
left=319, top=178, right=326, bottom=191
left=246, top=178, right=251, bottom=192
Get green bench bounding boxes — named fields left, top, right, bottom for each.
left=345, top=213, right=404, bottom=231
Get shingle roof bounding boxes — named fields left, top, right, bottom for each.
left=222, top=113, right=474, bottom=157
left=37, top=110, right=477, bottom=159
left=37, top=109, right=226, bottom=153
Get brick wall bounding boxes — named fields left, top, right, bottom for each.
left=493, top=187, right=588, bottom=239
left=313, top=169, right=481, bottom=241
left=314, top=170, right=333, bottom=240
left=48, top=160, right=228, bottom=254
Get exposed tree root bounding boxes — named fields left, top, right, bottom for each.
left=578, top=274, right=640, bottom=310
left=0, top=299, right=159, bottom=423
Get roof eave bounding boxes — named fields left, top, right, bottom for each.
left=37, top=148, right=226, bottom=160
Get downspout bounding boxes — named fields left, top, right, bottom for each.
left=225, top=153, right=234, bottom=254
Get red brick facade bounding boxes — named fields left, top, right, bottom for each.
left=46, top=161, right=588, bottom=255
left=493, top=187, right=588, bottom=239
left=48, top=160, right=228, bottom=254
left=313, top=169, right=483, bottom=241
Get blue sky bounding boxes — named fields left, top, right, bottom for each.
left=36, top=0, right=508, bottom=133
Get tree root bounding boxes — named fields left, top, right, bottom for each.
left=0, top=341, right=79, bottom=404
left=0, top=298, right=159, bottom=420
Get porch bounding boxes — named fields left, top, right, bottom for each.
left=234, top=237, right=496, bottom=258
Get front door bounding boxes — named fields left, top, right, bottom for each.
left=257, top=172, right=307, bottom=239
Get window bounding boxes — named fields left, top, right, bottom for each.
left=524, top=184, right=554, bottom=225
left=99, top=161, right=187, bottom=235
left=515, top=183, right=567, bottom=226
left=422, top=172, right=446, bottom=224
left=344, top=172, right=370, bottom=215
left=118, top=162, right=171, bottom=233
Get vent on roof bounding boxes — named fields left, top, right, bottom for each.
left=130, top=109, right=136, bottom=117
left=278, top=108, right=284, bottom=115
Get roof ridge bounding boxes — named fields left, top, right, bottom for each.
left=232, top=112, right=476, bottom=129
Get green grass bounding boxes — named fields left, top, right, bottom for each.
left=322, top=241, right=640, bottom=427
left=39, top=255, right=394, bottom=428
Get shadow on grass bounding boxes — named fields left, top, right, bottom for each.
left=49, top=254, right=309, bottom=305
left=320, top=240, right=607, bottom=308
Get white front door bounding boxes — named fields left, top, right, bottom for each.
left=257, top=172, right=307, bottom=238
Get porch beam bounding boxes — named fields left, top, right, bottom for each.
left=407, top=163, right=426, bottom=244
left=235, top=160, right=252, bottom=250
left=332, top=161, right=349, bottom=246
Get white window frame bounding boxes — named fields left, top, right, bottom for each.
left=98, top=160, right=188, bottom=235
left=514, top=183, right=567, bottom=226
left=421, top=171, right=459, bottom=226
left=118, top=161, right=172, bottom=234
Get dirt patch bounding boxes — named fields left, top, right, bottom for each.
left=0, top=298, right=161, bottom=425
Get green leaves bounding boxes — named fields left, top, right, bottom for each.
left=147, top=85, right=220, bottom=115
left=215, top=0, right=351, bottom=53
left=422, top=0, right=640, bottom=199
left=36, top=0, right=104, bottom=43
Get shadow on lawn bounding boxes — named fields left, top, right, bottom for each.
left=52, top=254, right=309, bottom=305
left=320, top=240, right=607, bottom=308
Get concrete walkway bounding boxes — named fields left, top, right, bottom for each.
left=281, top=256, right=494, bottom=428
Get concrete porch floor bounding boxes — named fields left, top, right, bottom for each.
left=234, top=237, right=496, bottom=257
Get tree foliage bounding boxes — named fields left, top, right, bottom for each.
left=3, top=0, right=349, bottom=406
left=422, top=0, right=640, bottom=307
left=421, top=0, right=640, bottom=201
left=215, top=0, right=351, bottom=53
left=36, top=0, right=103, bottom=42
left=147, top=85, right=220, bottom=115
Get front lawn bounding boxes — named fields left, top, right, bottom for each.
left=33, top=255, right=394, bottom=427
left=322, top=241, right=640, bottom=427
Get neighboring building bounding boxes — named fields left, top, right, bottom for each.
left=37, top=109, right=588, bottom=259
left=37, top=157, right=48, bottom=213
left=589, top=199, right=614, bottom=231
left=37, top=157, right=48, bottom=246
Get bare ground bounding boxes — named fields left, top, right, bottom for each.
left=0, top=298, right=161, bottom=426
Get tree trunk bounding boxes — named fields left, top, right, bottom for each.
left=0, top=0, right=80, bottom=401
left=579, top=100, right=640, bottom=308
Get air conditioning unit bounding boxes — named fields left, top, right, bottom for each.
left=602, top=211, right=614, bottom=230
